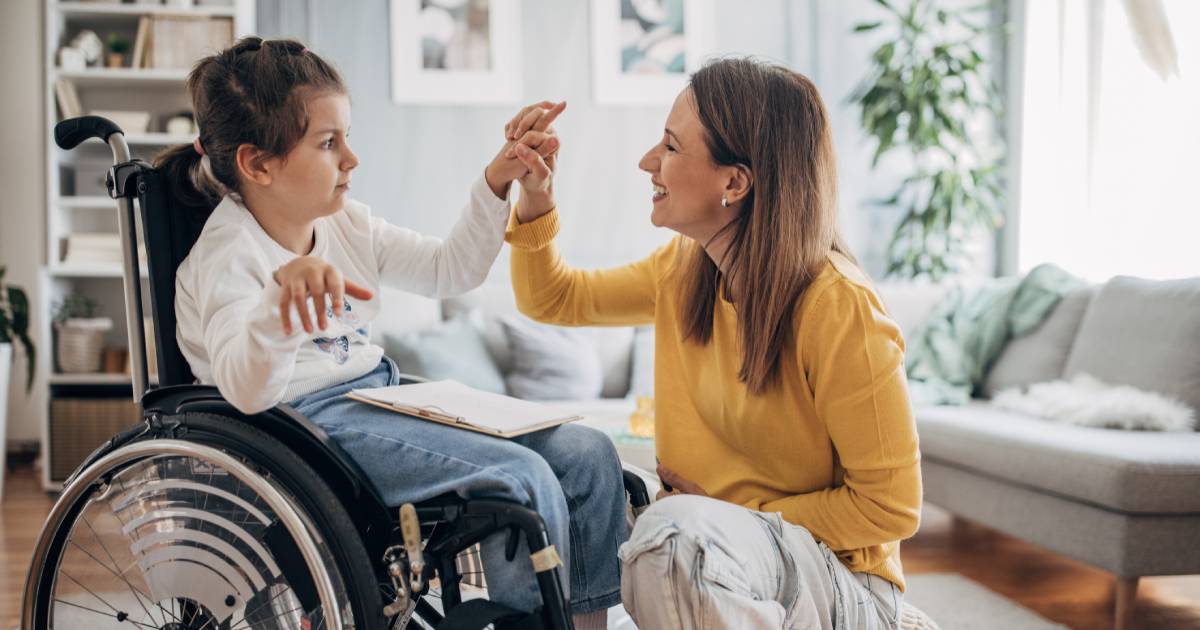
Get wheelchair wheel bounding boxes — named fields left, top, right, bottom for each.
left=23, top=412, right=386, bottom=629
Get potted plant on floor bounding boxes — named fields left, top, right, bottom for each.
left=850, top=0, right=1006, bottom=280
left=53, top=293, right=111, bottom=374
left=1, top=267, right=37, bottom=486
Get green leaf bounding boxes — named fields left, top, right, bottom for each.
left=854, top=21, right=883, bottom=33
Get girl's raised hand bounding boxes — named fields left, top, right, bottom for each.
left=484, top=101, right=566, bottom=200
left=271, top=257, right=373, bottom=335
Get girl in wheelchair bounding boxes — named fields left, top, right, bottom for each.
left=157, top=37, right=625, bottom=628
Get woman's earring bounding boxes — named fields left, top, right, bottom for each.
left=721, top=197, right=729, bottom=208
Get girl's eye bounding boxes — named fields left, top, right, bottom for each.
left=322, top=138, right=335, bottom=149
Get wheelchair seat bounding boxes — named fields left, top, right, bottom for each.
left=25, top=116, right=648, bottom=630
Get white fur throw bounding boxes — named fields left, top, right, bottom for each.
left=993, top=374, right=1196, bottom=431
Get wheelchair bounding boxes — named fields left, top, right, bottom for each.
left=23, top=116, right=651, bottom=630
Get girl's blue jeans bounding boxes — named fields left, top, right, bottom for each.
left=288, top=358, right=627, bottom=614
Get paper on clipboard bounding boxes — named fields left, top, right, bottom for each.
left=347, top=380, right=582, bottom=438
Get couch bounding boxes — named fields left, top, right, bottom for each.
left=877, top=275, right=1200, bottom=630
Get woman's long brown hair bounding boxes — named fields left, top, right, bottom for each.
left=681, top=57, right=854, bottom=395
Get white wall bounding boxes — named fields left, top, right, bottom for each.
left=0, top=0, right=46, bottom=445
left=259, top=0, right=977, bottom=279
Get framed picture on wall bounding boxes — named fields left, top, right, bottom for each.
left=590, top=0, right=716, bottom=106
left=390, top=0, right=522, bottom=105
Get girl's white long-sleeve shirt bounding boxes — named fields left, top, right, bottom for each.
left=175, top=174, right=510, bottom=414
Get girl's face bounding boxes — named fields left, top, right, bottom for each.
left=265, top=91, right=358, bottom=219
left=638, top=88, right=737, bottom=242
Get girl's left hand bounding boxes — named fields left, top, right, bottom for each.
left=656, top=463, right=709, bottom=501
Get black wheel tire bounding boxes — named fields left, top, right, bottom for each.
left=26, top=411, right=387, bottom=630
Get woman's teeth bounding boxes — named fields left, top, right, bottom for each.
left=652, top=184, right=667, bottom=200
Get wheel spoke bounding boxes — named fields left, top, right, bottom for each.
left=83, top=514, right=183, bottom=626
left=53, top=598, right=161, bottom=629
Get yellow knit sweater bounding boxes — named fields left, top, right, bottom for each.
left=506, top=209, right=922, bottom=590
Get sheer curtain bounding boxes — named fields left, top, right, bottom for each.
left=1017, top=0, right=1199, bottom=281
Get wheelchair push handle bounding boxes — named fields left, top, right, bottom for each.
left=54, top=115, right=124, bottom=150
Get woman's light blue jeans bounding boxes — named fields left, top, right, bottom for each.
left=288, top=358, right=628, bottom=614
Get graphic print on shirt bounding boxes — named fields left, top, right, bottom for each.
left=313, top=335, right=350, bottom=364
left=325, top=297, right=361, bottom=327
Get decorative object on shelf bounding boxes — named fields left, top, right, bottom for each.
left=850, top=0, right=1006, bottom=280
left=389, top=0, right=522, bottom=104
left=58, top=46, right=86, bottom=72
left=628, top=395, right=655, bottom=438
left=52, top=294, right=112, bottom=374
left=101, top=347, right=128, bottom=374
left=0, top=266, right=37, bottom=392
left=87, top=110, right=151, bottom=134
left=106, top=32, right=131, bottom=68
left=70, top=30, right=105, bottom=68
left=165, top=111, right=196, bottom=135
left=590, top=0, right=716, bottom=105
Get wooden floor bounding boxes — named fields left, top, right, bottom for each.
left=1, top=464, right=1198, bottom=629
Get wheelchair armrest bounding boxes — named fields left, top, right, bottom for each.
left=621, top=462, right=660, bottom=509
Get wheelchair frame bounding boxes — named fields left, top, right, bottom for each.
left=24, top=116, right=650, bottom=630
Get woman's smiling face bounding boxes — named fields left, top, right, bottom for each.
left=638, top=88, right=737, bottom=242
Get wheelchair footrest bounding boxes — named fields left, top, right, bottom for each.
left=439, top=598, right=544, bottom=630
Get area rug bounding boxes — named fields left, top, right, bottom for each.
left=904, top=573, right=1069, bottom=629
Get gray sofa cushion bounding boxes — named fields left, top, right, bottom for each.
left=916, top=403, right=1200, bottom=514
left=1062, top=276, right=1200, bottom=415
left=982, top=287, right=1096, bottom=398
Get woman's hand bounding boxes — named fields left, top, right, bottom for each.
left=656, top=463, right=709, bottom=501
left=272, top=257, right=373, bottom=335
left=484, top=101, right=566, bottom=204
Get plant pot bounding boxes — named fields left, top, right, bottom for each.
left=55, top=318, right=113, bottom=373
left=0, top=342, right=10, bottom=500
left=106, top=52, right=126, bottom=68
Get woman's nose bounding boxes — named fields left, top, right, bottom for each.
left=638, top=147, right=659, bottom=173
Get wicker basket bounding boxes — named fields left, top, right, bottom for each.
left=55, top=318, right=113, bottom=373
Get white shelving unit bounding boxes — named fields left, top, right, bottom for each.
left=39, top=0, right=254, bottom=489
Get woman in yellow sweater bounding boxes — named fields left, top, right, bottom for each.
left=504, top=57, right=921, bottom=629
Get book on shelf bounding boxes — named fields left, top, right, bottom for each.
left=144, top=15, right=235, bottom=70
left=54, top=78, right=82, bottom=119
left=61, top=233, right=147, bottom=267
left=131, top=15, right=151, bottom=69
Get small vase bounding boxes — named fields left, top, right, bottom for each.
left=106, top=53, right=126, bottom=68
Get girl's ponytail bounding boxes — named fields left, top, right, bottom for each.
left=154, top=142, right=224, bottom=218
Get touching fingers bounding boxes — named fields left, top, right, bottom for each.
left=531, top=101, right=567, bottom=133
left=514, top=144, right=551, bottom=181
left=506, top=101, right=555, bottom=139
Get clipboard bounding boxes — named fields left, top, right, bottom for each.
left=346, top=380, right=583, bottom=438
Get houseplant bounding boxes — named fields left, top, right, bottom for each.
left=106, top=32, right=130, bottom=68
left=0, top=266, right=36, bottom=389
left=850, top=0, right=1006, bottom=280
left=53, top=293, right=111, bottom=373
